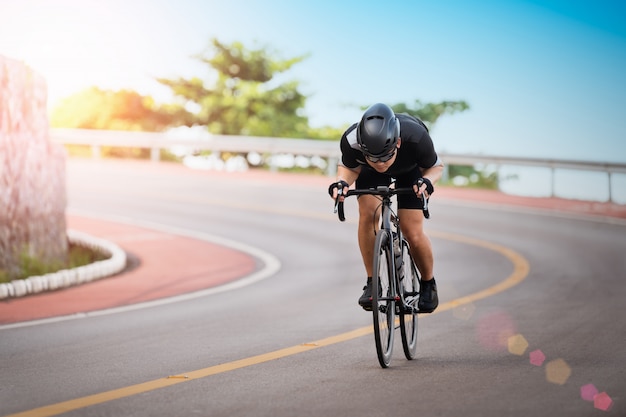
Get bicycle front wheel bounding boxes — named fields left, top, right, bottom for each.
left=372, top=230, right=395, bottom=368
left=399, top=239, right=419, bottom=360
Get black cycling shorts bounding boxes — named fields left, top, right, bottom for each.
left=355, top=166, right=425, bottom=210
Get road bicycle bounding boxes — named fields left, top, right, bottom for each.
left=334, top=182, right=429, bottom=368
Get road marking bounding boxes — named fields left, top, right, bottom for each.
left=5, top=231, right=529, bottom=417
left=428, top=230, right=530, bottom=308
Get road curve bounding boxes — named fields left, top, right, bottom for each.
left=0, top=159, right=624, bottom=417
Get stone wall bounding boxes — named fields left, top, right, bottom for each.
left=0, top=55, right=68, bottom=279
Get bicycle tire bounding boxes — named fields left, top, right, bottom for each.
left=372, top=230, right=395, bottom=368
left=399, top=239, right=419, bottom=360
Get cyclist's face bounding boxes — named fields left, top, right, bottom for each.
left=367, top=139, right=400, bottom=173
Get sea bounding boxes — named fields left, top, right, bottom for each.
left=496, top=166, right=626, bottom=204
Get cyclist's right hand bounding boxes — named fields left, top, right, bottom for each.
left=328, top=180, right=349, bottom=201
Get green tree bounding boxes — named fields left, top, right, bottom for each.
left=304, top=125, right=347, bottom=141
left=50, top=87, right=190, bottom=131
left=389, top=99, right=469, bottom=128
left=157, top=38, right=309, bottom=137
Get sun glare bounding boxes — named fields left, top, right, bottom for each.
left=0, top=0, right=162, bottom=109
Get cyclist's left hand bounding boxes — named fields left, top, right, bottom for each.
left=413, top=177, right=434, bottom=197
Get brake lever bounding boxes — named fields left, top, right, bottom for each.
left=334, top=188, right=346, bottom=222
left=422, top=194, right=430, bottom=219
left=333, top=187, right=342, bottom=214
left=417, top=179, right=430, bottom=219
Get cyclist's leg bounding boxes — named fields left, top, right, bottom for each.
left=397, top=208, right=434, bottom=281
left=356, top=167, right=391, bottom=277
left=396, top=170, right=434, bottom=281
left=397, top=170, right=438, bottom=312
left=358, top=195, right=380, bottom=277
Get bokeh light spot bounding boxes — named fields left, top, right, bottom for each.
left=529, top=349, right=546, bottom=366
left=452, top=302, right=475, bottom=320
left=507, top=333, right=529, bottom=355
left=476, top=310, right=516, bottom=351
left=545, top=358, right=571, bottom=385
left=580, top=383, right=599, bottom=401
left=594, top=392, right=613, bottom=411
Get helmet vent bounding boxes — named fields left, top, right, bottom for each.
left=364, top=117, right=384, bottom=137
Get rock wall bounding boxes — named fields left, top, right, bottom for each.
left=0, top=55, right=68, bottom=279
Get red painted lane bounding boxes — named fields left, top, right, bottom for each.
left=0, top=216, right=256, bottom=324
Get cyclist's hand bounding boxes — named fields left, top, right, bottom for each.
left=328, top=180, right=349, bottom=201
left=413, top=177, right=434, bottom=198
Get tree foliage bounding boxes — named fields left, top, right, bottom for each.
left=49, top=39, right=470, bottom=140
left=50, top=87, right=190, bottom=131
left=157, top=38, right=310, bottom=137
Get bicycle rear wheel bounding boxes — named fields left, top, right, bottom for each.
left=372, top=230, right=395, bottom=368
left=399, top=239, right=419, bottom=360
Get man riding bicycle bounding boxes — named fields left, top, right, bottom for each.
left=328, top=103, right=444, bottom=313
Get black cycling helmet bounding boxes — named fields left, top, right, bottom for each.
left=356, top=103, right=400, bottom=158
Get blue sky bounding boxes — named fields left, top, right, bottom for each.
left=1, top=0, right=625, bottom=162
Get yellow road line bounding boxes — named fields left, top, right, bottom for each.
left=429, top=230, right=530, bottom=309
left=5, top=231, right=529, bottom=417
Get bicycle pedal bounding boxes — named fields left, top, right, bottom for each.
left=396, top=305, right=416, bottom=314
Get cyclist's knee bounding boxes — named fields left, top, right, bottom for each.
left=358, top=195, right=379, bottom=216
left=359, top=212, right=378, bottom=230
left=404, top=228, right=429, bottom=247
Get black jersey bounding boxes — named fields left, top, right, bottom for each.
left=339, top=113, right=439, bottom=177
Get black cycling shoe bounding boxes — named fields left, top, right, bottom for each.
left=358, top=277, right=373, bottom=311
left=418, top=278, right=438, bottom=313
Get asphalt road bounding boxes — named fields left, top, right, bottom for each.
left=1, top=159, right=624, bottom=417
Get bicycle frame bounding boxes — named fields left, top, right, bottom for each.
left=335, top=184, right=426, bottom=286
left=346, top=186, right=417, bottom=309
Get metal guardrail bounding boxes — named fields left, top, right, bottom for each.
left=50, top=128, right=338, bottom=158
left=50, top=128, right=626, bottom=203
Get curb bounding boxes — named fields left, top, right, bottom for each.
left=0, top=230, right=127, bottom=299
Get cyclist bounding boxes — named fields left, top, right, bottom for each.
left=328, top=103, right=444, bottom=313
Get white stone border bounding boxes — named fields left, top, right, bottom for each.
left=0, top=230, right=127, bottom=299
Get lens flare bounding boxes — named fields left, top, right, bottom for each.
left=507, top=333, right=529, bottom=355
left=476, top=310, right=516, bottom=351
left=593, top=392, right=613, bottom=411
left=452, top=302, right=476, bottom=321
left=529, top=349, right=546, bottom=366
left=545, top=358, right=571, bottom=385
left=580, top=383, right=599, bottom=401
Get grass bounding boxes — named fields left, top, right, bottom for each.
left=0, top=244, right=110, bottom=283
